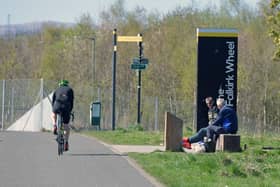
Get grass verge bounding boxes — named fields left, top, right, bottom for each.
left=81, top=128, right=164, bottom=145
left=82, top=129, right=280, bottom=187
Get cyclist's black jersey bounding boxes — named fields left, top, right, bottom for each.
left=52, top=86, right=74, bottom=112
left=52, top=86, right=74, bottom=124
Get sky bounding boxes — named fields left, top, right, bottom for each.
left=0, top=0, right=260, bottom=25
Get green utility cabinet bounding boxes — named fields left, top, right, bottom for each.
left=90, top=101, right=101, bottom=130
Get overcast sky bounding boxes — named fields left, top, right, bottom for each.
left=0, top=0, right=260, bottom=25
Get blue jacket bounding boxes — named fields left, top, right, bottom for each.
left=211, top=105, right=238, bottom=133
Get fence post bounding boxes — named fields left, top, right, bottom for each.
left=1, top=80, right=5, bottom=131
left=11, top=86, right=14, bottom=125
left=154, top=96, right=158, bottom=131
left=40, top=79, right=44, bottom=130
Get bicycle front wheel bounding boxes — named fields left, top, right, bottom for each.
left=57, top=134, right=64, bottom=155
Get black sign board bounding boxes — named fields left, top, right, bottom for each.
left=196, top=28, right=238, bottom=131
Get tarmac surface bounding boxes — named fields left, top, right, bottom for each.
left=108, top=144, right=165, bottom=154
left=0, top=131, right=164, bottom=187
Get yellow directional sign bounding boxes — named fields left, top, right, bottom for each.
left=117, top=36, right=143, bottom=42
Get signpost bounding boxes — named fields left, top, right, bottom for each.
left=131, top=57, right=149, bottom=70
left=112, top=29, right=149, bottom=130
left=132, top=58, right=149, bottom=65
left=117, top=36, right=142, bottom=42
left=131, top=63, right=146, bottom=70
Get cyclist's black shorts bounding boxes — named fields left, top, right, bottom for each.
left=52, top=101, right=71, bottom=124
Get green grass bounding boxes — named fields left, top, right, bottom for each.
left=81, top=127, right=164, bottom=145
left=129, top=150, right=280, bottom=187
left=82, top=129, right=280, bottom=187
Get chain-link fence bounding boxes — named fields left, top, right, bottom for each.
left=90, top=86, right=194, bottom=131
left=2, top=79, right=276, bottom=135
left=0, top=79, right=42, bottom=130
left=0, top=79, right=195, bottom=132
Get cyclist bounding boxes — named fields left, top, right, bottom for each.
left=52, top=79, right=74, bottom=151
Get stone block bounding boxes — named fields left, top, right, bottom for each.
left=215, top=134, right=241, bottom=152
left=164, top=112, right=183, bottom=151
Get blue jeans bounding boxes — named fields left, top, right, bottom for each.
left=189, top=125, right=226, bottom=143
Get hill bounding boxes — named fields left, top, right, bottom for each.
left=0, top=21, right=74, bottom=38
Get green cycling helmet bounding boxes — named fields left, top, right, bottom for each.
left=59, top=79, right=69, bottom=87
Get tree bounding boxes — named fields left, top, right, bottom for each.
left=267, top=0, right=280, bottom=59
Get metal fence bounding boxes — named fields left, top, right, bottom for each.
left=0, top=79, right=43, bottom=130
left=0, top=79, right=194, bottom=132
left=1, top=79, right=277, bottom=136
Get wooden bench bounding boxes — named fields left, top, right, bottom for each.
left=215, top=134, right=241, bottom=152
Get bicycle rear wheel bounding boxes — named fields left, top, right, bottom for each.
left=56, top=114, right=64, bottom=156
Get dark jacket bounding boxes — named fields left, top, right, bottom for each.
left=52, top=86, right=74, bottom=111
left=211, top=105, right=238, bottom=133
left=208, top=106, right=219, bottom=125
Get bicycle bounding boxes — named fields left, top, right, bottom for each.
left=56, top=112, right=65, bottom=156
left=56, top=112, right=74, bottom=156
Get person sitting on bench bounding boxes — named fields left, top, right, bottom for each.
left=184, top=98, right=238, bottom=149
left=205, top=96, right=219, bottom=125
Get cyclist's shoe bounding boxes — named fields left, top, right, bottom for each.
left=64, top=141, right=69, bottom=151
left=53, top=125, right=57, bottom=135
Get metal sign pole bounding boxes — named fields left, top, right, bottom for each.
left=137, top=33, right=143, bottom=124
left=112, top=29, right=117, bottom=130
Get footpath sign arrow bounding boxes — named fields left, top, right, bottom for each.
left=132, top=58, right=149, bottom=65
left=118, top=36, right=143, bottom=42
left=131, top=63, right=146, bottom=70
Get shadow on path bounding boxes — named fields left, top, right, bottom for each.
left=68, top=153, right=128, bottom=157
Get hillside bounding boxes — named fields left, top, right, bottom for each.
left=0, top=21, right=74, bottom=37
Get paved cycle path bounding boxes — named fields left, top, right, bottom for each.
left=0, top=131, right=161, bottom=187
